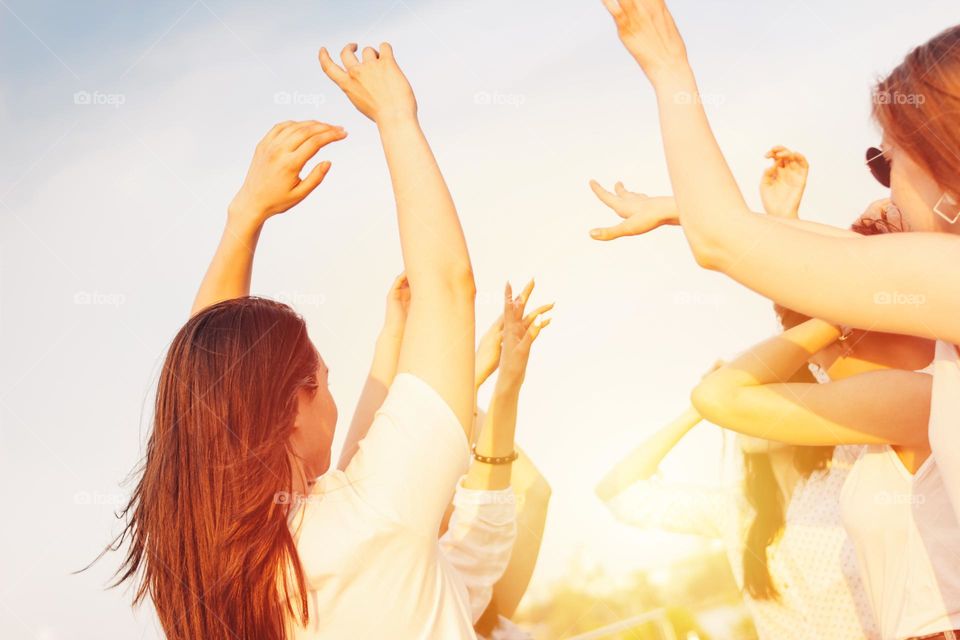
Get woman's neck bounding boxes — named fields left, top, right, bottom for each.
left=289, top=454, right=313, bottom=496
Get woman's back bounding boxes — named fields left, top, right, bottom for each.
left=289, top=374, right=476, bottom=639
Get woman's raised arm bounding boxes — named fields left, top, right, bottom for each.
left=598, top=0, right=960, bottom=344
left=320, top=43, right=477, bottom=432
left=337, top=273, right=409, bottom=471
left=465, top=282, right=552, bottom=492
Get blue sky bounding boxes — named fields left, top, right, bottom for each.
left=2, top=1, right=959, bottom=638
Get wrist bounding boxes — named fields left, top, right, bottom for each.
left=376, top=110, right=419, bottom=132
left=767, top=202, right=801, bottom=219
left=656, top=198, right=681, bottom=226
left=227, top=198, right=269, bottom=231
left=493, top=370, right=524, bottom=395
left=651, top=63, right=699, bottom=105
left=377, top=326, right=404, bottom=347
left=223, top=211, right=264, bottom=244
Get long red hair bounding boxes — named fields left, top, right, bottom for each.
left=111, top=297, right=319, bottom=639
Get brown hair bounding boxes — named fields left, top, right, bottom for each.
left=873, top=25, right=960, bottom=199
left=741, top=363, right=834, bottom=601
left=110, top=297, right=319, bottom=639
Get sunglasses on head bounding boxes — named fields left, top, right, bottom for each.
left=866, top=146, right=891, bottom=188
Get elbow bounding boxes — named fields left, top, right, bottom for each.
left=435, top=263, right=477, bottom=300
left=522, top=477, right=552, bottom=514
left=692, top=247, right=723, bottom=272
left=440, top=265, right=476, bottom=309
left=443, top=265, right=477, bottom=307
left=528, top=476, right=552, bottom=503
left=691, top=378, right=756, bottom=439
left=678, top=208, right=744, bottom=272
left=685, top=228, right=726, bottom=272
left=449, top=264, right=477, bottom=300
left=408, top=264, right=476, bottom=303
left=690, top=380, right=730, bottom=427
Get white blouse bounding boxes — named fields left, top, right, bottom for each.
left=606, top=445, right=878, bottom=640
left=289, top=374, right=480, bottom=639
left=930, top=340, right=960, bottom=519
left=841, top=340, right=960, bottom=639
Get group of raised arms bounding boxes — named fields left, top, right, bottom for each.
left=104, top=1, right=960, bottom=639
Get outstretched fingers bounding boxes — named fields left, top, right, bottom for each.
left=293, top=127, right=348, bottom=165
left=516, top=279, right=536, bottom=309
left=504, top=282, right=527, bottom=329
left=263, top=121, right=297, bottom=145
left=281, top=121, right=339, bottom=149
left=524, top=303, right=555, bottom=330
left=290, top=161, right=333, bottom=201
left=318, top=47, right=350, bottom=86
left=341, top=43, right=360, bottom=69
left=590, top=180, right=628, bottom=217
left=525, top=316, right=551, bottom=344
left=590, top=220, right=634, bottom=242
left=601, top=0, right=625, bottom=21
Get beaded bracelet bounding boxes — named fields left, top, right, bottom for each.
left=471, top=444, right=519, bottom=465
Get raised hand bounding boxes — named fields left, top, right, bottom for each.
left=192, top=121, right=347, bottom=316
left=498, top=282, right=553, bottom=388
left=475, top=314, right=504, bottom=389
left=476, top=280, right=545, bottom=388
left=382, top=272, right=411, bottom=342
left=600, top=0, right=688, bottom=84
left=229, top=120, right=347, bottom=226
left=318, top=43, right=417, bottom=124
left=589, top=180, right=679, bottom=240
left=851, top=198, right=907, bottom=234
left=760, top=146, right=809, bottom=218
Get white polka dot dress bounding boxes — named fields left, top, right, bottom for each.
left=606, top=445, right=879, bottom=640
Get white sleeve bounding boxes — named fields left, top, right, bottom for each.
left=603, top=479, right=736, bottom=539
left=344, top=373, right=470, bottom=534
left=439, top=479, right=518, bottom=623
